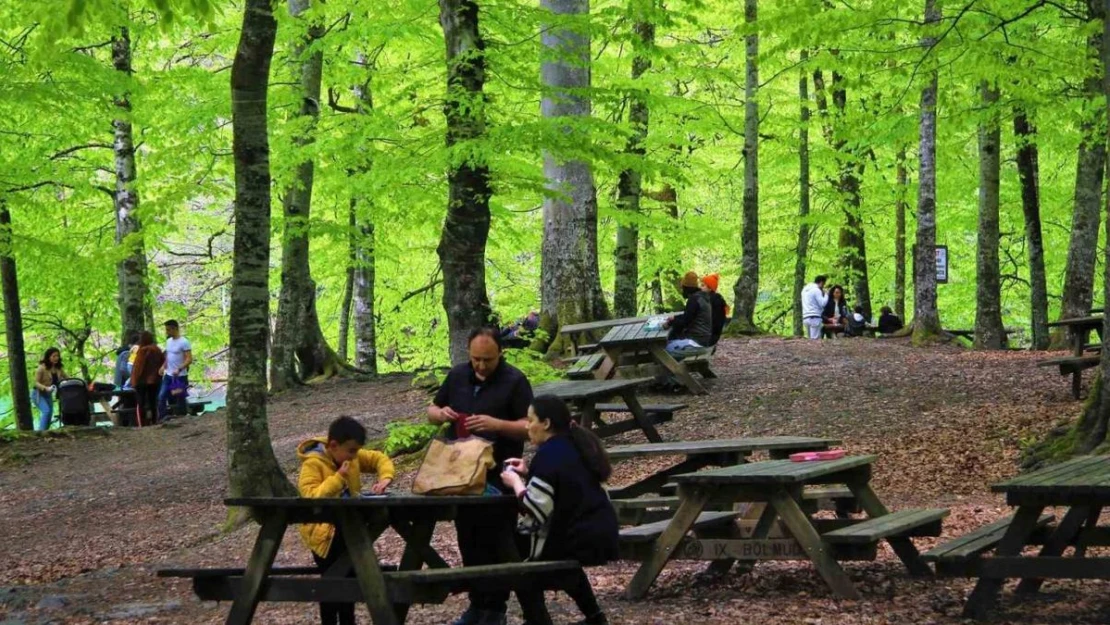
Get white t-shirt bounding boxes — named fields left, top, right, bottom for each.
left=165, top=336, right=192, bottom=375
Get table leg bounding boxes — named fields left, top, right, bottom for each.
left=962, top=504, right=1046, bottom=619
left=729, top=499, right=781, bottom=576
left=338, top=508, right=400, bottom=625
left=393, top=518, right=449, bottom=570
left=770, top=489, right=859, bottom=600
left=1072, top=506, right=1103, bottom=558
left=1015, top=505, right=1094, bottom=595
left=1072, top=330, right=1086, bottom=399
left=625, top=486, right=711, bottom=600
left=847, top=481, right=931, bottom=577
left=620, top=389, right=662, bottom=443
left=648, top=344, right=706, bottom=395
left=225, top=509, right=287, bottom=625
left=595, top=347, right=620, bottom=380
left=608, top=457, right=709, bottom=499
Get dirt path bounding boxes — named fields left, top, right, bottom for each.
left=2, top=337, right=1107, bottom=624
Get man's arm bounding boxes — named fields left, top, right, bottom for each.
left=181, top=350, right=193, bottom=373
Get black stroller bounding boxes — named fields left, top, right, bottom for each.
left=56, top=378, right=92, bottom=427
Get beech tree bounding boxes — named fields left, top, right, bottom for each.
left=731, top=0, right=760, bottom=332
left=910, top=0, right=943, bottom=343
left=974, top=81, right=1005, bottom=350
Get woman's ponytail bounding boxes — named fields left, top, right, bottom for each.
left=569, top=422, right=612, bottom=482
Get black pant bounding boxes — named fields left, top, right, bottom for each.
left=312, top=529, right=356, bottom=625
left=455, top=504, right=518, bottom=613
left=135, top=385, right=159, bottom=427
left=514, top=535, right=602, bottom=624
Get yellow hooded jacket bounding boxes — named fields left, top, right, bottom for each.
left=296, top=437, right=396, bottom=558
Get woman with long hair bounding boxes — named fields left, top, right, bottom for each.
left=130, top=331, right=165, bottom=426
left=822, top=284, right=849, bottom=336
left=500, top=395, right=619, bottom=625
left=32, top=347, right=66, bottom=431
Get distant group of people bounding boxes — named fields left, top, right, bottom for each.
left=800, top=274, right=903, bottom=340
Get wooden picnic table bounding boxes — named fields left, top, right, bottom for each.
left=961, top=455, right=1110, bottom=619
left=158, top=496, right=583, bottom=625
left=623, top=455, right=946, bottom=600
left=606, top=436, right=840, bottom=500
left=534, top=378, right=661, bottom=442
left=1042, top=315, right=1103, bottom=398
left=559, top=316, right=649, bottom=354
left=595, top=321, right=708, bottom=395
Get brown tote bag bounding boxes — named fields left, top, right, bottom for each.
left=412, top=436, right=496, bottom=496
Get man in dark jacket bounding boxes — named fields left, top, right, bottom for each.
left=664, top=271, right=713, bottom=357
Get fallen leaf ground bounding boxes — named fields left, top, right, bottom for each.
left=2, top=336, right=1107, bottom=624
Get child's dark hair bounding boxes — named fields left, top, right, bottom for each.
left=531, top=394, right=611, bottom=482
left=854, top=304, right=864, bottom=314
left=328, top=416, right=367, bottom=446
left=881, top=305, right=893, bottom=314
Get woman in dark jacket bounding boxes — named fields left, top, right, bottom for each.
left=822, top=285, right=849, bottom=336
left=501, top=395, right=618, bottom=625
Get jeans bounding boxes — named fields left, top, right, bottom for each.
left=455, top=503, right=518, bottom=614
left=32, top=390, right=53, bottom=431
left=312, top=528, right=356, bottom=625
left=157, top=374, right=189, bottom=421
left=665, top=339, right=708, bottom=359
left=136, top=385, right=159, bottom=427
left=514, top=534, right=602, bottom=625
left=803, top=317, right=823, bottom=340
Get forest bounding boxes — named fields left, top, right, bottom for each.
left=0, top=0, right=1107, bottom=439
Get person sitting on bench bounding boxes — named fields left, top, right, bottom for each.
left=501, top=395, right=618, bottom=625
left=876, top=305, right=903, bottom=334
left=822, top=285, right=849, bottom=337
left=844, top=304, right=869, bottom=337
left=700, top=273, right=729, bottom=346
left=663, top=271, right=713, bottom=357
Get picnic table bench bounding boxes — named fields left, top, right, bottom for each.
left=622, top=455, right=946, bottom=600
left=158, top=496, right=585, bottom=625
left=533, top=378, right=662, bottom=442
left=559, top=316, right=648, bottom=355
left=595, top=321, right=711, bottom=395
left=1042, top=316, right=1103, bottom=398
left=957, top=455, right=1110, bottom=619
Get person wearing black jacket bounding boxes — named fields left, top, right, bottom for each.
left=822, top=285, right=849, bottom=336
left=664, top=271, right=713, bottom=356
left=501, top=395, right=619, bottom=625
left=877, top=306, right=904, bottom=334
left=700, top=273, right=729, bottom=346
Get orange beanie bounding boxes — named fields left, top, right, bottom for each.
left=702, top=273, right=720, bottom=292
left=680, top=271, right=699, bottom=288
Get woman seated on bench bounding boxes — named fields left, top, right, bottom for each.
left=822, top=285, right=849, bottom=337
left=501, top=395, right=618, bottom=625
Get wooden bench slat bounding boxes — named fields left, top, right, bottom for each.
left=823, top=508, right=949, bottom=544
left=595, top=402, right=687, bottom=413
left=922, top=514, right=1054, bottom=563
left=619, top=511, right=740, bottom=544
left=610, top=496, right=680, bottom=510
left=1036, top=355, right=1100, bottom=368
left=158, top=566, right=321, bottom=578
left=566, top=354, right=604, bottom=379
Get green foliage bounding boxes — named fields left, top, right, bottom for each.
left=380, top=420, right=442, bottom=457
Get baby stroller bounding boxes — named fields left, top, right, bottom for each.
left=56, top=378, right=92, bottom=427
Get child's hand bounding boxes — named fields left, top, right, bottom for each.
left=337, top=461, right=350, bottom=478
left=503, top=458, right=528, bottom=477
left=501, top=470, right=524, bottom=490
left=369, top=479, right=392, bottom=495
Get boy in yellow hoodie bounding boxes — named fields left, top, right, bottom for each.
left=297, top=416, right=395, bottom=625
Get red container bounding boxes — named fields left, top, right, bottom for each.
left=789, top=449, right=846, bottom=462
left=455, top=413, right=472, bottom=438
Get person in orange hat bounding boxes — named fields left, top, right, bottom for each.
left=662, top=271, right=713, bottom=357
left=699, top=273, right=730, bottom=346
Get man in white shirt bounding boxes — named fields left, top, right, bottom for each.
left=800, top=275, right=829, bottom=340
left=158, top=319, right=193, bottom=421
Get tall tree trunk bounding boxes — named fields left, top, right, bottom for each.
left=895, top=147, right=908, bottom=320
left=112, top=28, right=150, bottom=341
left=793, top=52, right=812, bottom=338
left=0, top=199, right=32, bottom=431
left=271, top=0, right=342, bottom=390
left=438, top=0, right=494, bottom=364
left=975, top=81, right=1006, bottom=349
left=337, top=203, right=355, bottom=362
left=227, top=0, right=295, bottom=501
left=1057, top=0, right=1106, bottom=347
left=540, top=0, right=608, bottom=352
left=1014, top=108, right=1049, bottom=349
left=731, top=0, right=760, bottom=331
left=613, top=5, right=654, bottom=318
left=352, top=53, right=378, bottom=373
left=911, top=0, right=943, bottom=342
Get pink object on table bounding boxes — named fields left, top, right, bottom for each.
left=789, top=449, right=846, bottom=462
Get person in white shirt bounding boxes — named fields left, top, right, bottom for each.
left=800, top=275, right=829, bottom=340
left=157, top=319, right=193, bottom=421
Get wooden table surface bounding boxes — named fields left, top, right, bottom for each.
left=607, top=437, right=841, bottom=460
left=1046, top=315, right=1103, bottom=329
left=559, top=316, right=650, bottom=335
left=991, top=455, right=1110, bottom=505
left=671, top=456, right=877, bottom=485
left=599, top=322, right=669, bottom=346
left=533, top=378, right=652, bottom=400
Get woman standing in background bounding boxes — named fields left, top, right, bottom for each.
left=131, top=331, right=165, bottom=426
left=32, top=348, right=66, bottom=431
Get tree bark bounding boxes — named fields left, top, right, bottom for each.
left=227, top=0, right=295, bottom=500
left=793, top=52, right=811, bottom=338
left=895, top=147, right=908, bottom=321
left=911, top=0, right=943, bottom=342
left=337, top=203, right=354, bottom=362
left=270, top=0, right=343, bottom=390
left=438, top=0, right=494, bottom=365
left=351, top=53, right=378, bottom=373
left=613, top=4, right=654, bottom=318
left=1013, top=108, right=1049, bottom=350
left=540, top=0, right=608, bottom=351
left=0, top=199, right=32, bottom=431
left=975, top=81, right=1006, bottom=349
left=731, top=0, right=760, bottom=332
left=112, top=28, right=151, bottom=341
left=1057, top=0, right=1106, bottom=346
left=1086, top=0, right=1110, bottom=451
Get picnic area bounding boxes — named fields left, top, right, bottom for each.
left=4, top=336, right=1110, bottom=624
